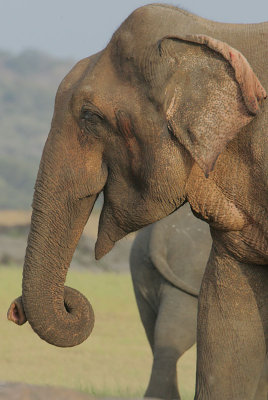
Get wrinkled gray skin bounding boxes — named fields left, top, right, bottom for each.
left=130, top=204, right=268, bottom=399
left=7, top=4, right=267, bottom=400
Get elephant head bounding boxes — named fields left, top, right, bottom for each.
left=8, top=6, right=266, bottom=347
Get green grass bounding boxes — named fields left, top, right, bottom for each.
left=0, top=266, right=196, bottom=398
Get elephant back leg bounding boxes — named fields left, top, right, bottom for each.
left=130, top=227, right=161, bottom=350
left=146, top=283, right=198, bottom=400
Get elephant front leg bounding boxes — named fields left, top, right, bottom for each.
left=254, top=357, right=268, bottom=400
left=195, top=245, right=267, bottom=400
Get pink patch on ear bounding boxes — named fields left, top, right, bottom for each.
left=229, top=51, right=234, bottom=61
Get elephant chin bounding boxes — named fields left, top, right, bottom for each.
left=95, top=232, right=115, bottom=260
left=95, top=208, right=128, bottom=260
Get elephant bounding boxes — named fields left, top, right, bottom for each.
left=130, top=204, right=268, bottom=399
left=130, top=204, right=210, bottom=399
left=7, top=4, right=267, bottom=399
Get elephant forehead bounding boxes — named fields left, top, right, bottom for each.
left=72, top=57, right=135, bottom=104
left=55, top=53, right=102, bottom=109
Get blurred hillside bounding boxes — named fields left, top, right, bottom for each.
left=0, top=49, right=74, bottom=209
left=0, top=209, right=134, bottom=272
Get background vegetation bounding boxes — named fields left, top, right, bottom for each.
left=0, top=49, right=73, bottom=209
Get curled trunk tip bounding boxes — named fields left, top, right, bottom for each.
left=22, top=286, right=95, bottom=348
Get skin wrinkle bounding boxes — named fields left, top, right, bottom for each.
left=209, top=135, right=268, bottom=262
left=152, top=38, right=267, bottom=263
left=163, top=42, right=254, bottom=174
left=196, top=244, right=267, bottom=395
left=23, top=195, right=95, bottom=346
left=21, top=105, right=98, bottom=345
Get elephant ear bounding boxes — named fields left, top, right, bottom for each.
left=158, top=34, right=267, bottom=176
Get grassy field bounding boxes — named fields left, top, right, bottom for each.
left=0, top=266, right=196, bottom=398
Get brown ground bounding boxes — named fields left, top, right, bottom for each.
left=0, top=382, right=137, bottom=400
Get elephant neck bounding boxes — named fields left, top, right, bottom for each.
left=186, top=162, right=247, bottom=232
left=186, top=137, right=268, bottom=256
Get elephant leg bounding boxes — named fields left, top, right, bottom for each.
left=132, top=275, right=158, bottom=352
left=145, top=283, right=197, bottom=400
left=195, top=246, right=268, bottom=400
left=254, top=357, right=268, bottom=400
left=130, top=233, right=160, bottom=351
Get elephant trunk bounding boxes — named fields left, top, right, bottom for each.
left=21, top=190, right=97, bottom=347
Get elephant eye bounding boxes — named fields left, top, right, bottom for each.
left=81, top=109, right=104, bottom=125
left=79, top=106, right=106, bottom=140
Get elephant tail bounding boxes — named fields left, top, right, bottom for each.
left=150, top=252, right=199, bottom=297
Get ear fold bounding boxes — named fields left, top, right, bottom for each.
left=159, top=34, right=267, bottom=176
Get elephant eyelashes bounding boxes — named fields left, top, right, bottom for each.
left=81, top=110, right=103, bottom=123
left=80, top=108, right=104, bottom=135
